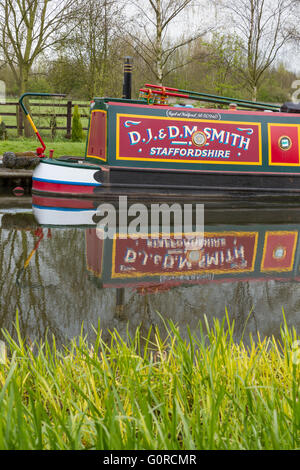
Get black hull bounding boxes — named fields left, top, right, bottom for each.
left=94, top=167, right=300, bottom=194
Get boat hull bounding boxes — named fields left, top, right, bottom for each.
left=32, top=158, right=300, bottom=198
left=32, top=158, right=102, bottom=197
left=98, top=166, right=300, bottom=193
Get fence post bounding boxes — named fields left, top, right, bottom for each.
left=66, top=100, right=72, bottom=139
left=17, top=104, right=23, bottom=136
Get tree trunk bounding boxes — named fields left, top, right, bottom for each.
left=155, top=0, right=163, bottom=84
left=252, top=85, right=257, bottom=102
left=20, top=67, right=34, bottom=138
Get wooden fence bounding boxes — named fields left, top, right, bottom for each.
left=0, top=100, right=89, bottom=138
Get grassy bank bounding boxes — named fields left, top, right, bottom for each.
left=0, top=313, right=299, bottom=450
left=0, top=138, right=86, bottom=157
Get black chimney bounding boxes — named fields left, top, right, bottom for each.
left=122, top=57, right=133, bottom=100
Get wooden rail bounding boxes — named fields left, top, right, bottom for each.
left=0, top=100, right=89, bottom=138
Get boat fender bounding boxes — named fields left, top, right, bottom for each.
left=12, top=186, right=24, bottom=197
left=93, top=169, right=103, bottom=183
left=94, top=168, right=110, bottom=184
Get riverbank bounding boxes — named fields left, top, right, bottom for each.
left=0, top=313, right=299, bottom=450
left=0, top=138, right=86, bottom=194
left=0, top=138, right=86, bottom=158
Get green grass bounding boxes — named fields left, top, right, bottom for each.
left=0, top=311, right=299, bottom=450
left=0, top=97, right=88, bottom=156
left=0, top=138, right=86, bottom=157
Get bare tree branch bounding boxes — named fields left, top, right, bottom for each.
left=223, top=0, right=295, bottom=100
left=126, top=0, right=211, bottom=84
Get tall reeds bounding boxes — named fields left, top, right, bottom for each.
left=0, top=311, right=299, bottom=450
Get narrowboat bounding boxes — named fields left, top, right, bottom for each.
left=19, top=73, right=300, bottom=197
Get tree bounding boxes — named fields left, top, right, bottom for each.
left=126, top=0, right=211, bottom=84
left=0, top=0, right=82, bottom=96
left=62, top=0, right=124, bottom=99
left=0, top=0, right=80, bottom=134
left=222, top=0, right=295, bottom=101
left=205, top=33, right=244, bottom=96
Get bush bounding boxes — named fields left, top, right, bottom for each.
left=71, top=105, right=83, bottom=142
left=0, top=117, right=7, bottom=140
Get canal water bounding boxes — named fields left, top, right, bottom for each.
left=0, top=195, right=299, bottom=348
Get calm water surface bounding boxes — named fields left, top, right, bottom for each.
left=0, top=196, right=300, bottom=347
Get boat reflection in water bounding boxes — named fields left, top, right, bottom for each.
left=0, top=195, right=299, bottom=346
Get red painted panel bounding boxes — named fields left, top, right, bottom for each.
left=261, top=231, right=298, bottom=271
left=86, top=229, right=103, bottom=277
left=87, top=110, right=107, bottom=161
left=268, top=124, right=300, bottom=166
left=116, top=115, right=262, bottom=165
left=33, top=180, right=97, bottom=195
left=32, top=195, right=95, bottom=209
left=111, top=232, right=258, bottom=278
